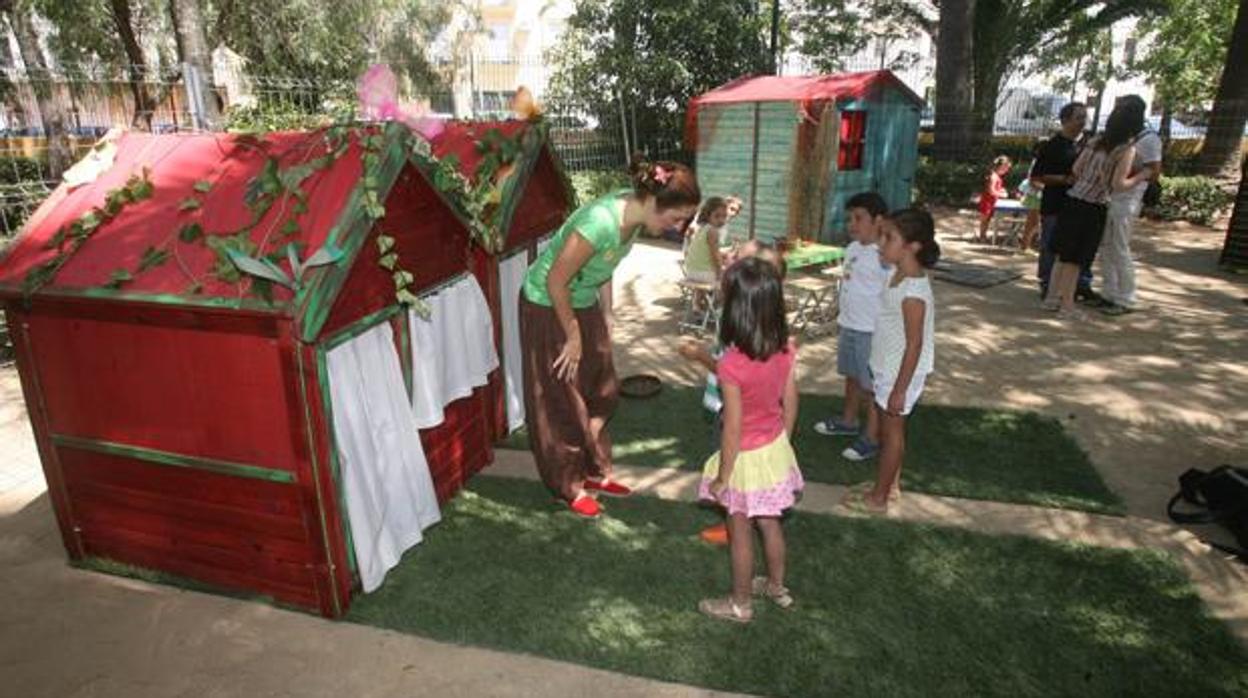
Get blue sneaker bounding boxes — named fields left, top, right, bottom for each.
left=813, top=418, right=859, bottom=436
left=842, top=437, right=880, bottom=461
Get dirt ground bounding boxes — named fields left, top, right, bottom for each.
left=612, top=207, right=1248, bottom=535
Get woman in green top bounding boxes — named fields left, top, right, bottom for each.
left=521, top=156, right=700, bottom=519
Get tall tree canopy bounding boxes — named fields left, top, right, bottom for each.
left=789, top=0, right=934, bottom=73
left=546, top=0, right=771, bottom=156
left=923, top=0, right=1163, bottom=158
left=205, top=0, right=460, bottom=93
left=1130, top=0, right=1238, bottom=121
left=1194, top=0, right=1248, bottom=179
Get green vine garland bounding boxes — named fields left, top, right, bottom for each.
left=23, top=169, right=155, bottom=299
left=23, top=120, right=545, bottom=311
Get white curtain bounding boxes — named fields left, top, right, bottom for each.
left=409, top=273, right=500, bottom=430
left=536, top=233, right=554, bottom=257
left=498, top=250, right=529, bottom=431
left=326, top=322, right=441, bottom=593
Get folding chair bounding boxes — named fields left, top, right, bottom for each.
left=677, top=278, right=720, bottom=336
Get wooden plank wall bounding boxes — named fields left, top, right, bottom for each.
left=750, top=102, right=800, bottom=243
left=7, top=302, right=341, bottom=614
left=696, top=103, right=757, bottom=235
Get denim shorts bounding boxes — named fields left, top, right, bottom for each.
left=837, top=327, right=874, bottom=392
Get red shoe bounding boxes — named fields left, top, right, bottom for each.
left=568, top=494, right=601, bottom=519
left=699, top=523, right=729, bottom=545
left=584, top=478, right=632, bottom=498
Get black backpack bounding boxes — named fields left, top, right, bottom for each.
left=1167, top=465, right=1248, bottom=560
left=1137, top=128, right=1162, bottom=207
left=1142, top=179, right=1162, bottom=208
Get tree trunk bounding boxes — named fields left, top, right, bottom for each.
left=969, top=74, right=998, bottom=155
left=0, top=15, right=27, bottom=130
left=1159, top=102, right=1173, bottom=146
left=1195, top=0, right=1248, bottom=181
left=1090, top=86, right=1107, bottom=137
left=769, top=0, right=781, bottom=74
left=1069, top=54, right=1082, bottom=103
left=107, top=0, right=154, bottom=130
left=170, top=0, right=222, bottom=128
left=932, top=0, right=976, bottom=162
left=6, top=9, right=72, bottom=180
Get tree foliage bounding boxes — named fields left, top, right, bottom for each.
left=34, top=0, right=173, bottom=78
left=205, top=0, right=460, bottom=93
left=1131, top=0, right=1239, bottom=116
left=920, top=0, right=1166, bottom=159
left=969, top=0, right=1164, bottom=142
left=789, top=0, right=934, bottom=73
left=546, top=0, right=770, bottom=155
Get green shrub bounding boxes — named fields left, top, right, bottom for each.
left=223, top=98, right=354, bottom=133
left=1152, top=176, right=1234, bottom=225
left=0, top=154, right=47, bottom=238
left=913, top=159, right=984, bottom=207
left=917, top=133, right=1039, bottom=164
left=568, top=169, right=629, bottom=206
left=0, top=154, right=44, bottom=185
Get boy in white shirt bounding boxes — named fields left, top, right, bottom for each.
left=813, top=192, right=892, bottom=461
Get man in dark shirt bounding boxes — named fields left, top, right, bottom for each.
left=1031, top=102, right=1092, bottom=299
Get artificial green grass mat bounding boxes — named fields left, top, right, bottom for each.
left=501, top=385, right=1123, bottom=515
left=347, top=477, right=1247, bottom=698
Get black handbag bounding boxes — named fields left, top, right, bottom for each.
left=1167, top=465, right=1248, bottom=558
left=1142, top=178, right=1162, bottom=207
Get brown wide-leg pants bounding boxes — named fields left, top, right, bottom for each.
left=520, top=296, right=618, bottom=500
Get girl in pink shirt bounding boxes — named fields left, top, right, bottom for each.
left=697, top=257, right=804, bottom=624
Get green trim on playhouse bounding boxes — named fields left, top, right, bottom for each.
left=0, top=283, right=287, bottom=313
left=51, top=433, right=297, bottom=484
left=313, top=345, right=359, bottom=579
left=297, top=123, right=413, bottom=342
left=292, top=344, right=343, bottom=617
left=492, top=128, right=544, bottom=245
left=323, top=304, right=404, bottom=351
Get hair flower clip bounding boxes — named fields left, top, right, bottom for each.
left=653, top=165, right=671, bottom=185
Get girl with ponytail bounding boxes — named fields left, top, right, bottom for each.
left=519, top=153, right=700, bottom=518
left=842, top=208, right=939, bottom=514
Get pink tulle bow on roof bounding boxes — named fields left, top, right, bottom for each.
left=357, top=64, right=444, bottom=139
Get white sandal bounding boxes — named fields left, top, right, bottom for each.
left=751, top=576, right=795, bottom=609
left=698, top=597, right=753, bottom=623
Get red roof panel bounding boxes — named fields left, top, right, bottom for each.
left=0, top=130, right=367, bottom=304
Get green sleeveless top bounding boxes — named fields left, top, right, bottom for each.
left=523, top=189, right=640, bottom=308
left=684, top=224, right=717, bottom=274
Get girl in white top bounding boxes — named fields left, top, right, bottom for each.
left=843, top=208, right=939, bottom=514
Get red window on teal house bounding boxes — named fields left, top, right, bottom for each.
left=838, top=111, right=867, bottom=170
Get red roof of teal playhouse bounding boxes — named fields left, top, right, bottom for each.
left=0, top=128, right=382, bottom=307
left=684, top=70, right=925, bottom=148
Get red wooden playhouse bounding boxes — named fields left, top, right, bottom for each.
left=428, top=120, right=575, bottom=435
left=0, top=119, right=573, bottom=617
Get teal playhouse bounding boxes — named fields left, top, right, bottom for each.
left=685, top=70, right=923, bottom=243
